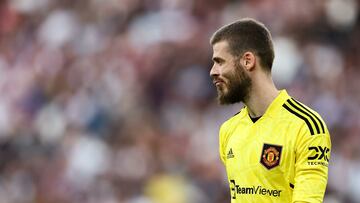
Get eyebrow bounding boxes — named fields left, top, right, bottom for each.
left=212, top=57, right=225, bottom=63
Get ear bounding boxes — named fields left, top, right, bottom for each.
left=242, top=52, right=256, bottom=71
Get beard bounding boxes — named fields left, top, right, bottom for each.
left=215, top=61, right=252, bottom=105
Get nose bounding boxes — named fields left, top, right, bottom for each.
left=210, top=64, right=219, bottom=78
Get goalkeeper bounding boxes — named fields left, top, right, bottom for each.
left=210, top=18, right=331, bottom=203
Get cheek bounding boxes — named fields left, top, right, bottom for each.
left=222, top=67, right=236, bottom=82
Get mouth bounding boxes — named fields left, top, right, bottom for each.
left=213, top=79, right=225, bottom=86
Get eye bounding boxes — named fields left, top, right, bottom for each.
left=213, top=57, right=225, bottom=65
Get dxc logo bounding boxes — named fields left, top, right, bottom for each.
left=308, top=146, right=330, bottom=162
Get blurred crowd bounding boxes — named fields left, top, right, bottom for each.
left=0, top=0, right=359, bottom=202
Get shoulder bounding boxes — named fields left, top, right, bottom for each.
left=220, top=108, right=244, bottom=131
left=281, top=97, right=327, bottom=136
left=219, top=108, right=244, bottom=140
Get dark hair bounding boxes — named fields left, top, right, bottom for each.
left=210, top=18, right=275, bottom=71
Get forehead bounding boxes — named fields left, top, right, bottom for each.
left=212, top=41, right=233, bottom=58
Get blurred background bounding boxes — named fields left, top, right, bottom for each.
left=0, top=0, right=359, bottom=202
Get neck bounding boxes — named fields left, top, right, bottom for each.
left=244, top=73, right=279, bottom=118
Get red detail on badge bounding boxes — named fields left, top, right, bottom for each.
left=260, top=144, right=282, bottom=170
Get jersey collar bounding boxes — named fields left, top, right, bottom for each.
left=262, top=89, right=291, bottom=118
left=240, top=89, right=291, bottom=119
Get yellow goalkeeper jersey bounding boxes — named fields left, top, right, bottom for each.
left=219, top=90, right=331, bottom=203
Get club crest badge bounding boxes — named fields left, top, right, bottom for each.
left=260, top=143, right=282, bottom=170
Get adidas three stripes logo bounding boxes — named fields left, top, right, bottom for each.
left=282, top=98, right=325, bottom=135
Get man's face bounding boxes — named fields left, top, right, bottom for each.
left=210, top=41, right=252, bottom=105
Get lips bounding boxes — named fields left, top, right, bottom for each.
left=213, top=79, right=225, bottom=86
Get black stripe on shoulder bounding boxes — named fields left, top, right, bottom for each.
left=287, top=99, right=320, bottom=134
left=290, top=183, right=294, bottom=189
left=291, top=98, right=325, bottom=134
left=232, top=106, right=246, bottom=117
left=283, top=103, right=315, bottom=135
